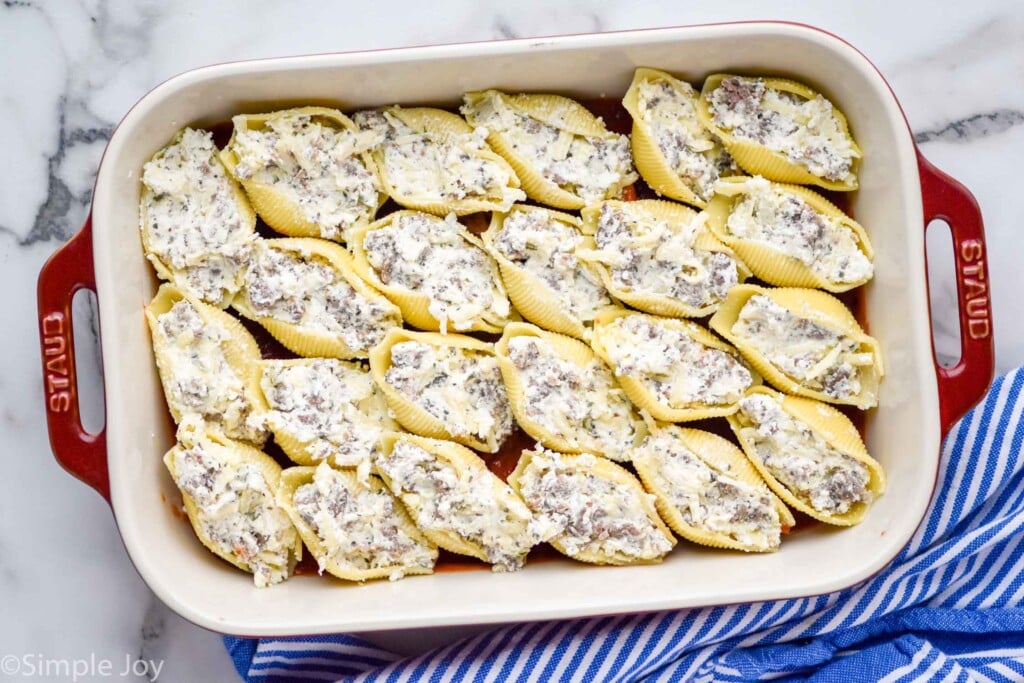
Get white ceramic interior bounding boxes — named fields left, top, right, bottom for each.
left=92, top=22, right=939, bottom=635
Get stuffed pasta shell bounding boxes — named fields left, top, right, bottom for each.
left=590, top=309, right=757, bottom=422
left=351, top=211, right=513, bottom=334
left=375, top=434, right=545, bottom=571
left=220, top=107, right=384, bottom=243
left=461, top=90, right=637, bottom=209
left=258, top=358, right=399, bottom=475
left=706, top=176, right=874, bottom=291
left=351, top=106, right=524, bottom=215
left=631, top=425, right=793, bottom=552
left=495, top=323, right=646, bottom=462
left=508, top=448, right=675, bottom=565
left=277, top=463, right=437, bottom=581
left=580, top=199, right=749, bottom=318
left=232, top=238, right=401, bottom=359
left=623, top=67, right=737, bottom=207
left=140, top=128, right=256, bottom=308
left=164, top=418, right=301, bottom=587
left=728, top=387, right=886, bottom=525
left=146, top=284, right=267, bottom=444
left=482, top=205, right=613, bottom=340
left=709, top=285, right=883, bottom=408
left=369, top=329, right=513, bottom=453
left=697, top=75, right=861, bottom=191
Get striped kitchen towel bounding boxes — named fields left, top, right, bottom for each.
left=225, top=369, right=1024, bottom=682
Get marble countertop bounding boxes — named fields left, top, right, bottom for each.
left=4, top=1, right=1023, bottom=680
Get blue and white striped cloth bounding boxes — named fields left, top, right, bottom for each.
left=225, top=369, right=1024, bottom=682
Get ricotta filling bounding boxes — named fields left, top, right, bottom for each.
left=599, top=315, right=753, bottom=408
left=507, top=336, right=639, bottom=461
left=731, top=294, right=872, bottom=400
left=141, top=128, right=253, bottom=305
left=517, top=450, right=673, bottom=560
left=171, top=431, right=297, bottom=588
left=589, top=202, right=739, bottom=309
left=707, top=76, right=857, bottom=182
left=737, top=394, right=871, bottom=515
left=155, top=300, right=265, bottom=443
left=462, top=92, right=637, bottom=204
left=292, top=463, right=436, bottom=579
left=636, top=432, right=780, bottom=550
left=636, top=78, right=735, bottom=202
left=385, top=341, right=513, bottom=446
left=355, top=108, right=524, bottom=207
left=261, top=360, right=392, bottom=472
left=492, top=208, right=611, bottom=323
left=243, top=242, right=399, bottom=354
left=376, top=440, right=542, bottom=571
left=229, top=114, right=379, bottom=242
left=725, top=177, right=872, bottom=284
left=364, top=212, right=509, bottom=332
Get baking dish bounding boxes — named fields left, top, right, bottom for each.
left=37, top=22, right=994, bottom=636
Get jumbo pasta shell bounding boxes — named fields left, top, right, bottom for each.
left=696, top=75, right=861, bottom=191
left=631, top=424, right=793, bottom=552
left=708, top=284, right=883, bottom=408
left=590, top=308, right=760, bottom=422
left=139, top=128, right=257, bottom=308
left=580, top=199, right=751, bottom=318
left=350, top=211, right=513, bottom=333
left=219, top=107, right=385, bottom=243
left=370, top=106, right=523, bottom=216
left=508, top=449, right=675, bottom=565
left=495, top=322, right=646, bottom=461
left=727, top=386, right=886, bottom=525
left=376, top=433, right=538, bottom=567
left=231, top=238, right=402, bottom=359
left=163, top=421, right=302, bottom=584
left=623, top=68, right=736, bottom=208
left=276, top=465, right=437, bottom=582
left=369, top=328, right=509, bottom=452
left=481, top=206, right=613, bottom=340
left=705, top=176, right=874, bottom=292
left=462, top=90, right=634, bottom=210
left=145, top=283, right=267, bottom=445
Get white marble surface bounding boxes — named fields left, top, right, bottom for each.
left=4, top=0, right=1024, bottom=680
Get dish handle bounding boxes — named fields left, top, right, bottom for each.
left=36, top=215, right=110, bottom=501
left=918, top=151, right=995, bottom=437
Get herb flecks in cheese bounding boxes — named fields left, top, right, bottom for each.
left=726, top=178, right=872, bottom=284
left=292, top=463, right=436, bottom=579
left=170, top=432, right=297, bottom=587
left=364, top=212, right=509, bottom=332
left=731, top=295, right=871, bottom=400
left=708, top=77, right=857, bottom=182
left=244, top=242, right=399, bottom=355
left=591, top=203, right=739, bottom=310
left=261, top=360, right=393, bottom=471
left=463, top=91, right=637, bottom=204
left=636, top=432, right=781, bottom=551
left=600, top=315, right=752, bottom=409
left=492, top=208, right=611, bottom=323
left=517, top=450, right=673, bottom=561
left=636, top=77, right=735, bottom=202
left=376, top=440, right=542, bottom=571
left=230, top=114, right=379, bottom=242
left=737, top=394, right=871, bottom=515
left=141, top=128, right=253, bottom=305
left=385, top=341, right=513, bottom=447
left=155, top=300, right=266, bottom=443
left=507, top=336, right=639, bottom=461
